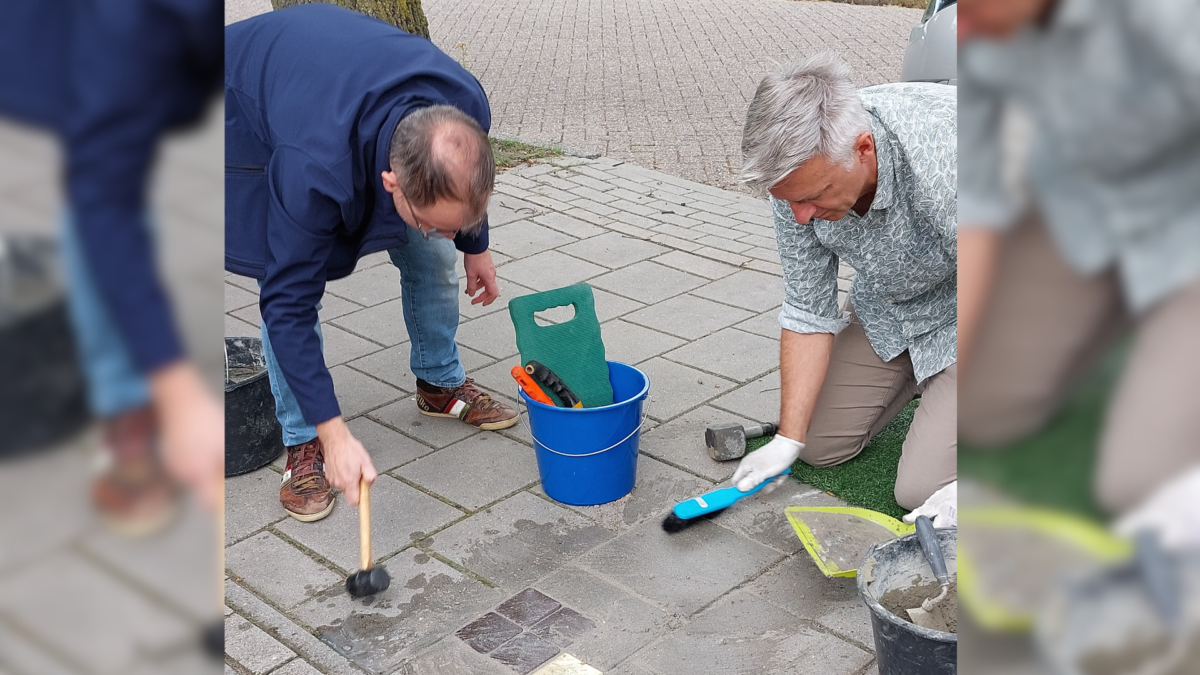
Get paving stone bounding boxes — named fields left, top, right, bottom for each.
left=455, top=309, right=519, bottom=360
left=496, top=588, right=563, bottom=627
left=638, top=406, right=761, bottom=482
left=329, top=298, right=410, bottom=347
left=530, top=653, right=604, bottom=675
left=226, top=466, right=287, bottom=545
left=600, top=320, right=686, bottom=366
left=226, top=312, right=259, bottom=338
left=528, top=607, right=595, bottom=648
left=497, top=250, right=607, bottom=292
left=691, top=270, right=784, bottom=313
left=491, top=219, right=578, bottom=259
left=634, top=358, right=736, bottom=422
left=533, top=212, right=607, bottom=239
left=464, top=358, right=524, bottom=406
left=457, top=612, right=523, bottom=653
left=368, top=398, right=481, bottom=450
left=564, top=204, right=617, bottom=223
left=695, top=234, right=753, bottom=253
left=709, top=370, right=781, bottom=421
left=664, top=328, right=779, bottom=383
left=589, top=288, right=646, bottom=322
left=736, top=309, right=782, bottom=338
left=650, top=250, right=740, bottom=280
left=392, top=637, right=514, bottom=675
left=329, top=365, right=405, bottom=418
left=231, top=291, right=364, bottom=328
left=689, top=245, right=751, bottom=267
left=459, top=278, right=538, bottom=321
left=428, top=492, right=614, bottom=590
left=225, top=614, right=296, bottom=675
left=489, top=632, right=563, bottom=674
left=226, top=281, right=259, bottom=311
left=743, top=553, right=875, bottom=650
left=321, top=323, right=383, bottom=367
left=397, top=433, right=540, bottom=510
left=460, top=344, right=502, bottom=372
left=226, top=532, right=344, bottom=609
left=558, top=232, right=668, bottom=269
left=293, top=549, right=505, bottom=674
left=490, top=196, right=547, bottom=227
left=631, top=591, right=872, bottom=675
left=276, top=474, right=462, bottom=572
left=708, top=479, right=844, bottom=555
left=346, top=343, right=419, bottom=392
left=624, top=294, right=754, bottom=341
left=588, top=261, right=706, bottom=305
left=577, top=518, right=782, bottom=615
left=326, top=264, right=402, bottom=307
left=348, top=416, right=438, bottom=472
left=271, top=660, right=325, bottom=675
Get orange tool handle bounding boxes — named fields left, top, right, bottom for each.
left=510, top=366, right=555, bottom=406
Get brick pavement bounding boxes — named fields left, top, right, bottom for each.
left=223, top=157, right=870, bottom=675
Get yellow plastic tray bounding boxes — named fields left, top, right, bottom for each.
left=785, top=506, right=916, bottom=578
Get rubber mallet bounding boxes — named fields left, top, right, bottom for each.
left=345, top=477, right=390, bottom=597
left=705, top=421, right=778, bottom=461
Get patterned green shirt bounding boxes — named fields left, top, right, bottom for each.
left=773, top=83, right=957, bottom=383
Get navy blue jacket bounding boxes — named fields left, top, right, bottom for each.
left=0, top=0, right=222, bottom=375
left=225, top=5, right=492, bottom=427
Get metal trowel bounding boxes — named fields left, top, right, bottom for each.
left=785, top=506, right=916, bottom=578
left=906, top=515, right=952, bottom=632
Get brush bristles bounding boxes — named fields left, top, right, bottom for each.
left=662, top=513, right=690, bottom=533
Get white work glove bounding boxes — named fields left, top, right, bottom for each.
left=1113, top=466, right=1200, bottom=551
left=732, top=435, right=803, bottom=492
left=903, top=480, right=957, bottom=528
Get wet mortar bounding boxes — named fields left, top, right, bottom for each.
left=879, top=580, right=958, bottom=634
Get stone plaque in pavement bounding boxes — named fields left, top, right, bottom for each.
left=489, top=632, right=562, bottom=674
left=691, top=269, right=783, bottom=313
left=457, top=612, right=523, bottom=653
left=588, top=260, right=706, bottom=305
left=496, top=588, right=563, bottom=626
left=275, top=474, right=463, bottom=572
left=624, top=293, right=755, bottom=340
left=428, top=492, right=614, bottom=590
left=631, top=591, right=872, bottom=675
left=367, top=398, right=480, bottom=450
left=294, top=549, right=505, bottom=674
left=226, top=531, right=345, bottom=610
left=496, top=249, right=608, bottom=292
left=577, top=517, right=782, bottom=615
left=397, top=432, right=540, bottom=511
left=743, top=553, right=875, bottom=650
left=599, top=320, right=685, bottom=366
left=663, top=327, right=779, bottom=383
left=528, top=607, right=596, bottom=648
left=558, top=232, right=668, bottom=269
left=634, top=358, right=736, bottom=421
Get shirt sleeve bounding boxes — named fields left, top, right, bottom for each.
left=958, top=49, right=1021, bottom=231
left=454, top=215, right=489, bottom=254
left=259, top=147, right=346, bottom=427
left=772, top=198, right=850, bottom=335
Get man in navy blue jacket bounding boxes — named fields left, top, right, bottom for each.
left=226, top=5, right=517, bottom=521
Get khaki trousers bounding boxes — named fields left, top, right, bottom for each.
left=959, top=214, right=1200, bottom=514
left=800, top=313, right=958, bottom=511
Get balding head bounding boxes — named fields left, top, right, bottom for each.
left=388, top=105, right=494, bottom=234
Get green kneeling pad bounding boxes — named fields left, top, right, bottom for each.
left=508, top=284, right=614, bottom=408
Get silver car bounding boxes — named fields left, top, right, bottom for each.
left=901, top=0, right=957, bottom=85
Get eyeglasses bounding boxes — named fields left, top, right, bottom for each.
left=401, top=193, right=455, bottom=240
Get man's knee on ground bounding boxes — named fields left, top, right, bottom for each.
left=798, top=435, right=862, bottom=468
left=958, top=400, right=1052, bottom=447
left=894, top=479, right=936, bottom=512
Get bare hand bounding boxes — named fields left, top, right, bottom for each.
left=150, top=362, right=224, bottom=510
left=315, top=416, right=377, bottom=506
left=463, top=250, right=500, bottom=306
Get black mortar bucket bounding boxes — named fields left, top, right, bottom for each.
left=858, top=527, right=958, bottom=675
left=0, top=236, right=88, bottom=457
left=224, top=336, right=283, bottom=476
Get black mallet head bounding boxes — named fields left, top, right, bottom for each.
left=202, top=619, right=223, bottom=660
left=346, top=566, right=391, bottom=597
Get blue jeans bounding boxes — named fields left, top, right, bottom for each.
left=261, top=230, right=465, bottom=446
left=60, top=213, right=151, bottom=418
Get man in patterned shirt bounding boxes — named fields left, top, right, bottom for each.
left=732, top=54, right=957, bottom=522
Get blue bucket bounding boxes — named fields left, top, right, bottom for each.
left=519, top=361, right=649, bottom=506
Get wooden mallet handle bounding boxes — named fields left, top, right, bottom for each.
left=359, top=477, right=372, bottom=571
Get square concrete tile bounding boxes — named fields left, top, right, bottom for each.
left=743, top=554, right=875, bottom=650
left=490, top=219, right=578, bottom=259
left=635, top=358, right=736, bottom=422
left=368, top=398, right=480, bottom=450
left=346, top=344, right=416, bottom=392
left=275, top=474, right=463, bottom=572
left=558, top=233, right=668, bottom=269
left=330, top=298, right=409, bottom=347
left=293, top=549, right=505, bottom=674
left=577, top=518, right=782, bottom=615
left=326, top=264, right=402, bottom=307
left=322, top=323, right=384, bottom=367
left=397, top=433, right=540, bottom=510
left=457, top=309, right=519, bottom=360
left=428, top=492, right=614, bottom=590
left=532, top=566, right=669, bottom=670
left=349, top=416, right=439, bottom=472
left=329, top=365, right=406, bottom=419
left=709, top=370, right=780, bottom=421
left=226, top=532, right=345, bottom=609
left=663, top=328, right=779, bottom=383
left=624, top=294, right=755, bottom=340
left=225, top=614, right=296, bottom=675
left=489, top=632, right=562, bottom=674
left=638, top=406, right=757, bottom=482
left=631, top=591, right=872, bottom=675
left=226, top=466, right=287, bottom=546
left=600, top=320, right=686, bottom=366
left=691, top=270, right=783, bottom=313
left=588, top=261, right=706, bottom=305
left=497, top=250, right=607, bottom=292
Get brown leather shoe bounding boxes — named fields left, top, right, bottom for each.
left=416, top=378, right=519, bottom=430
left=280, top=438, right=335, bottom=522
left=93, top=405, right=180, bottom=537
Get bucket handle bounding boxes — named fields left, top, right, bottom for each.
left=518, top=394, right=651, bottom=458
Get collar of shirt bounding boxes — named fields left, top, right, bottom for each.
left=373, top=102, right=414, bottom=232
left=868, top=119, right=897, bottom=213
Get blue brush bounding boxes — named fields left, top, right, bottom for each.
left=662, top=468, right=791, bottom=533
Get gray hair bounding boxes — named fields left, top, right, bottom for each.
left=740, top=53, right=871, bottom=193
left=389, top=105, right=494, bottom=234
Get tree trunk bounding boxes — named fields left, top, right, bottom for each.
left=271, top=0, right=429, bottom=39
